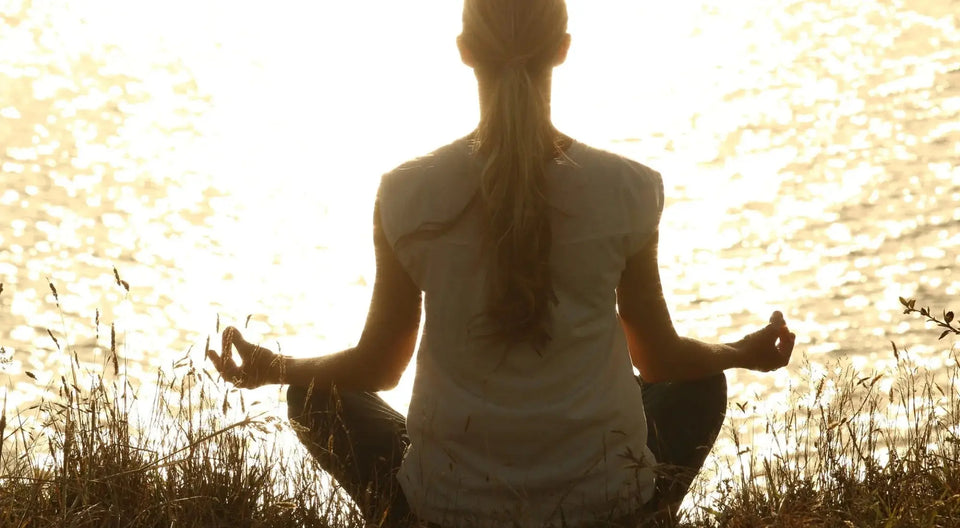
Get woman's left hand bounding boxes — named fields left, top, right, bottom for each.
left=206, top=327, right=284, bottom=389
left=730, top=311, right=796, bottom=373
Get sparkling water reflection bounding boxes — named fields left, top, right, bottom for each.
left=0, top=0, right=958, bottom=427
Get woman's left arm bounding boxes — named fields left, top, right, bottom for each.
left=206, top=200, right=423, bottom=391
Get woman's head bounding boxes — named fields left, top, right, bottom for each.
left=458, top=0, right=570, bottom=352
left=458, top=0, right=570, bottom=79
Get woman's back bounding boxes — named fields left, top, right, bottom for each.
left=207, top=2, right=793, bottom=526
left=378, top=136, right=664, bottom=526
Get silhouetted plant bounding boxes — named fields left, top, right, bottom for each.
left=899, top=296, right=959, bottom=341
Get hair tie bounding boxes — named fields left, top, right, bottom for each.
left=502, top=55, right=531, bottom=71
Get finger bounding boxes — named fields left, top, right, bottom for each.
left=206, top=347, right=241, bottom=379
left=778, top=332, right=796, bottom=357
left=769, top=311, right=785, bottom=325
left=777, top=324, right=791, bottom=339
left=206, top=349, right=221, bottom=369
left=221, top=356, right=243, bottom=383
left=222, top=327, right=235, bottom=364
left=225, top=326, right=257, bottom=360
left=759, top=320, right=784, bottom=339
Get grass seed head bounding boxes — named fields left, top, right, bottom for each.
left=47, top=329, right=60, bottom=351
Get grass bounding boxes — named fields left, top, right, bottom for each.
left=1, top=284, right=959, bottom=527
left=0, top=351, right=353, bottom=527
left=687, top=348, right=960, bottom=527
left=680, top=301, right=960, bottom=527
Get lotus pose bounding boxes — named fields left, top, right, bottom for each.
left=207, top=1, right=795, bottom=526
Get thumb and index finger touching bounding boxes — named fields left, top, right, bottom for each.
left=205, top=326, right=254, bottom=380
left=766, top=310, right=796, bottom=363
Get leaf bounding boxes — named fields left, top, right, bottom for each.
left=941, top=330, right=951, bottom=341
left=891, top=341, right=899, bottom=361
left=245, top=314, right=253, bottom=329
left=899, top=296, right=908, bottom=307
left=0, top=283, right=3, bottom=296
left=25, top=371, right=37, bottom=381
left=113, top=266, right=122, bottom=287
left=946, top=311, right=954, bottom=324
left=908, top=299, right=916, bottom=309
left=120, top=280, right=130, bottom=292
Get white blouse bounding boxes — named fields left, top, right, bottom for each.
left=378, top=137, right=663, bottom=527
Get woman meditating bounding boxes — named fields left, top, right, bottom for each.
left=206, top=0, right=795, bottom=526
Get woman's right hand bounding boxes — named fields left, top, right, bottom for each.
left=731, top=311, right=796, bottom=372
left=206, top=326, right=285, bottom=389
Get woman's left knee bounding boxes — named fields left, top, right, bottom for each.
left=706, top=372, right=727, bottom=416
left=706, top=371, right=727, bottom=398
left=287, top=383, right=336, bottom=424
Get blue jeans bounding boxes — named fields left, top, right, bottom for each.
left=287, top=373, right=726, bottom=527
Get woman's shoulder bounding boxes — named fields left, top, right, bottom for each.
left=376, top=136, right=477, bottom=243
left=563, top=140, right=664, bottom=205
left=380, top=136, right=473, bottom=190
left=567, top=140, right=662, bottom=187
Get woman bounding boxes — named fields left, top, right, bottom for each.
left=206, top=1, right=795, bottom=526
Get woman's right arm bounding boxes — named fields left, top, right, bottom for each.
left=616, top=229, right=794, bottom=383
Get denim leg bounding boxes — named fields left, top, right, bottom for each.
left=640, top=373, right=727, bottom=525
left=287, top=384, right=411, bottom=526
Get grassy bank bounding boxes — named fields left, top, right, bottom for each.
left=683, top=300, right=960, bottom=527
left=689, top=351, right=960, bottom=526
left=1, top=292, right=958, bottom=527
left=0, top=355, right=350, bottom=527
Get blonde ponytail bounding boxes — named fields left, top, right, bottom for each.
left=462, top=0, right=569, bottom=350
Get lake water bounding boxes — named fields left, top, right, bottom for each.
left=1, top=0, right=958, bottom=426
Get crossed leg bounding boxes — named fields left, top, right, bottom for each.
left=287, top=373, right=726, bottom=528
left=639, top=372, right=727, bottom=526
left=286, top=384, right=412, bottom=526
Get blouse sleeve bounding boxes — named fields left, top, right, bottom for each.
left=622, top=163, right=665, bottom=257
